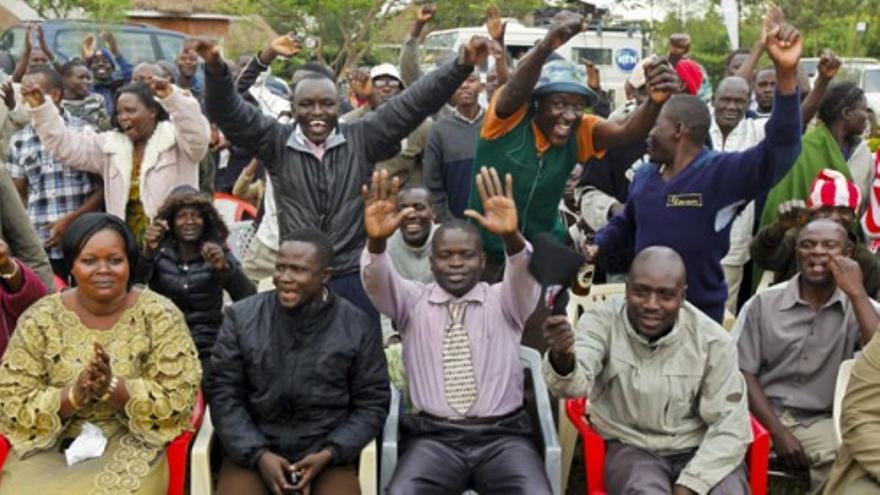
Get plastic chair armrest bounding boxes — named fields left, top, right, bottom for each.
left=748, top=416, right=771, bottom=495
left=380, top=385, right=401, bottom=492
left=565, top=398, right=606, bottom=495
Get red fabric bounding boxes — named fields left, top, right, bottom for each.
left=861, top=151, right=880, bottom=252
left=0, top=260, right=48, bottom=357
left=674, top=59, right=703, bottom=96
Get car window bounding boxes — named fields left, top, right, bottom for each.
left=0, top=27, right=25, bottom=56
left=156, top=34, right=184, bottom=62
left=574, top=47, right=613, bottom=66
left=55, top=29, right=155, bottom=64
left=865, top=70, right=880, bottom=93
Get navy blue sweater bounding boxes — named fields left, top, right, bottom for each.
left=595, top=90, right=802, bottom=322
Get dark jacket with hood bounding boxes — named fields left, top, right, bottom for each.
left=205, top=58, right=474, bottom=275
left=134, top=239, right=256, bottom=358
left=207, top=290, right=389, bottom=468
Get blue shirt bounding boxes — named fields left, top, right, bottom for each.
left=595, top=90, right=803, bottom=322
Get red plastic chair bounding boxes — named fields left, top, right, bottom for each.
left=54, top=274, right=68, bottom=291
left=213, top=192, right=257, bottom=221
left=565, top=397, right=770, bottom=495
left=0, top=390, right=205, bottom=495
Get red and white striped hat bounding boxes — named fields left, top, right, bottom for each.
left=807, top=169, right=861, bottom=211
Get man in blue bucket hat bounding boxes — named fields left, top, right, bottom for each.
left=467, top=10, right=681, bottom=272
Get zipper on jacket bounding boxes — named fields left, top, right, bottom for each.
left=521, top=156, right=544, bottom=233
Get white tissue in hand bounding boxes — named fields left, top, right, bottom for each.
left=64, top=422, right=108, bottom=466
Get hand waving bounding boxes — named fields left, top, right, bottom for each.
left=270, top=33, right=301, bottom=59
left=486, top=6, right=506, bottom=43
left=147, top=75, right=173, bottom=99
left=417, top=4, right=437, bottom=24
left=464, top=167, right=517, bottom=237
left=762, top=5, right=801, bottom=72
left=347, top=68, right=373, bottom=98
left=458, top=36, right=492, bottom=68
left=362, top=169, right=412, bottom=241
left=817, top=48, right=841, bottom=81
left=20, top=81, right=45, bottom=107
left=544, top=11, right=584, bottom=51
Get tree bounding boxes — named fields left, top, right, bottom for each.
left=22, top=0, right=130, bottom=21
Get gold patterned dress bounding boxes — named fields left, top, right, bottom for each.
left=0, top=288, right=202, bottom=495
left=125, top=155, right=149, bottom=247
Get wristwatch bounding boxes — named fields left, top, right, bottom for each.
left=0, top=261, right=18, bottom=280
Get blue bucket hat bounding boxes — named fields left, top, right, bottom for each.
left=533, top=59, right=597, bottom=104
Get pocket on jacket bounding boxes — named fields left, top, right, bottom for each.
left=661, top=362, right=704, bottom=424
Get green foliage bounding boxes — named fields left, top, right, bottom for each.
left=21, top=0, right=130, bottom=21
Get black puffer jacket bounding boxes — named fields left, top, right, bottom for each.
left=206, top=58, right=473, bottom=275
left=208, top=291, right=389, bottom=468
left=133, top=240, right=256, bottom=358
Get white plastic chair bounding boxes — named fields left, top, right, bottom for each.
left=191, top=406, right=380, bottom=494
left=380, top=346, right=562, bottom=495
left=560, top=283, right=626, bottom=493
left=833, top=359, right=856, bottom=448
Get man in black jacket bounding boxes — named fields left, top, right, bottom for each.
left=195, top=37, right=491, bottom=325
left=209, top=228, right=389, bottom=495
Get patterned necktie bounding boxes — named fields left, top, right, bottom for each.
left=442, top=301, right=477, bottom=416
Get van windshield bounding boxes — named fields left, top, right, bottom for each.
left=0, top=27, right=26, bottom=56
left=422, top=32, right=457, bottom=67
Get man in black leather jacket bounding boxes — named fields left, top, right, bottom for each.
left=209, top=227, right=389, bottom=495
left=195, top=36, right=491, bottom=326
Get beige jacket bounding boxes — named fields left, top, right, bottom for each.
left=27, top=87, right=210, bottom=220
left=544, top=297, right=752, bottom=495
left=823, top=333, right=880, bottom=494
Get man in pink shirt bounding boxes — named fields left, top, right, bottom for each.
left=360, top=167, right=550, bottom=494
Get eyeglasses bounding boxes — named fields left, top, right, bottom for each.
left=373, top=79, right=401, bottom=89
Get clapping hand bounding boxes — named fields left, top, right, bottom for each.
left=362, top=169, right=411, bottom=241
left=2, top=81, right=15, bottom=110
left=81, top=343, right=113, bottom=400
left=82, top=33, right=97, bottom=59
left=464, top=167, right=517, bottom=237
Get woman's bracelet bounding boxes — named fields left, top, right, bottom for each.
left=100, top=376, right=119, bottom=402
left=67, top=386, right=81, bottom=409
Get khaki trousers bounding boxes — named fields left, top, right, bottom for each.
left=779, top=411, right=837, bottom=495
left=243, top=236, right=278, bottom=284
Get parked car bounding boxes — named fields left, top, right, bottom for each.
left=0, top=20, right=187, bottom=75
left=861, top=66, right=880, bottom=126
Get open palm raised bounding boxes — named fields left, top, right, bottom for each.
left=464, top=167, right=518, bottom=236
left=362, top=169, right=411, bottom=240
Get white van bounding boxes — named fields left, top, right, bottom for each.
left=423, top=19, right=644, bottom=108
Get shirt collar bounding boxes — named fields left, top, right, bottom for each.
left=619, top=301, right=685, bottom=349
left=427, top=282, right=488, bottom=306
left=779, top=273, right=847, bottom=310
left=452, top=106, right=484, bottom=125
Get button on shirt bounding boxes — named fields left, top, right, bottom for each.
left=735, top=274, right=876, bottom=421
left=543, top=296, right=751, bottom=495
left=360, top=243, right=540, bottom=419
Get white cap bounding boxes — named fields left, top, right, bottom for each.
left=370, top=63, right=403, bottom=86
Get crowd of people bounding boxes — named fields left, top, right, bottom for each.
left=0, top=3, right=878, bottom=495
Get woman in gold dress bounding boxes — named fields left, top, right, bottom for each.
left=0, top=213, right=201, bottom=494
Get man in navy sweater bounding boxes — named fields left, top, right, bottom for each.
left=588, top=7, right=803, bottom=323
